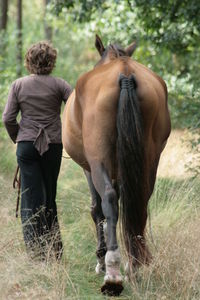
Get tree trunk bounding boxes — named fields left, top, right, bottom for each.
left=0, top=0, right=8, bottom=30
left=0, top=0, right=8, bottom=64
left=44, top=0, right=52, bottom=42
left=16, top=0, right=22, bottom=77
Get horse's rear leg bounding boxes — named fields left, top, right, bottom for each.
left=90, top=163, right=123, bottom=296
left=84, top=170, right=107, bottom=274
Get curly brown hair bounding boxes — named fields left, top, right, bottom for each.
left=24, top=41, right=57, bottom=75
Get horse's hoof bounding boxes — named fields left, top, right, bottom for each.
left=101, top=274, right=123, bottom=296
left=101, top=281, right=123, bottom=296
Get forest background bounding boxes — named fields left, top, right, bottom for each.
left=1, top=0, right=200, bottom=132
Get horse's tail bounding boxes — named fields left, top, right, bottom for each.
left=117, top=73, right=151, bottom=267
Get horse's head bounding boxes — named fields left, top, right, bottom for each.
left=95, top=34, right=137, bottom=66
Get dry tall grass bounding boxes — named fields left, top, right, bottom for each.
left=0, top=130, right=199, bottom=299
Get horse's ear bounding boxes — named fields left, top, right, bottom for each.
left=125, top=41, right=137, bottom=57
left=95, top=34, right=105, bottom=56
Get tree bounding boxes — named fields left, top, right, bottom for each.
left=0, top=0, right=8, bottom=30
left=0, top=0, right=8, bottom=62
left=131, top=0, right=200, bottom=52
left=53, top=0, right=200, bottom=90
left=52, top=0, right=107, bottom=22
left=16, top=0, right=22, bottom=77
left=44, top=0, right=53, bottom=41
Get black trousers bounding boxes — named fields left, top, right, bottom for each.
left=16, top=141, right=63, bottom=259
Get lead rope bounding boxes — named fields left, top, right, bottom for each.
left=62, top=155, right=71, bottom=159
left=13, top=165, right=21, bottom=218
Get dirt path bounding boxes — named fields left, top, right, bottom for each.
left=158, top=129, right=194, bottom=178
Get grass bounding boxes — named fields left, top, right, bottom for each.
left=0, top=132, right=200, bottom=299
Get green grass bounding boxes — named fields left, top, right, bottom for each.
left=0, top=141, right=200, bottom=299
left=0, top=139, right=16, bottom=177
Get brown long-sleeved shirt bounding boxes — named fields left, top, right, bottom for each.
left=3, top=74, right=72, bottom=155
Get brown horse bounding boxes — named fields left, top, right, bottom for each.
left=62, top=35, right=171, bottom=296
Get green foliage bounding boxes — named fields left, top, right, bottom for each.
left=51, top=0, right=200, bottom=104
left=132, top=0, right=200, bottom=51
left=185, top=128, right=200, bottom=177
left=165, top=71, right=200, bottom=128
left=0, top=69, right=16, bottom=132
left=51, top=0, right=108, bottom=22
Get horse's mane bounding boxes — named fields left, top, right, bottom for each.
left=98, top=44, right=127, bottom=62
left=107, top=44, right=127, bottom=58
left=95, top=43, right=127, bottom=67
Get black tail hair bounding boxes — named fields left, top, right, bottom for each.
left=117, top=73, right=150, bottom=266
